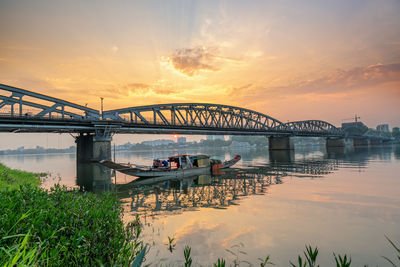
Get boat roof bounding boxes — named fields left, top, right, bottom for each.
left=168, top=154, right=188, bottom=159
left=168, top=154, right=210, bottom=160
left=189, top=154, right=210, bottom=159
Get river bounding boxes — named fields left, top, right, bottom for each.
left=1, top=145, right=399, bottom=266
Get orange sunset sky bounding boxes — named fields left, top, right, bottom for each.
left=0, top=0, right=399, bottom=148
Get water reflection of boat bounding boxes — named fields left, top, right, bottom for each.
left=100, top=154, right=241, bottom=178
left=107, top=156, right=342, bottom=215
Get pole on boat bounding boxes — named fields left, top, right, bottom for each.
left=113, top=142, right=117, bottom=192
left=113, top=143, right=116, bottom=162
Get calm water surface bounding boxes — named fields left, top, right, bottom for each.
left=1, top=145, right=400, bottom=266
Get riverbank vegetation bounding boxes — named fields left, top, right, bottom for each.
left=0, top=164, right=144, bottom=266
left=0, top=163, right=45, bottom=190
left=0, top=185, right=144, bottom=266
left=178, top=242, right=400, bottom=267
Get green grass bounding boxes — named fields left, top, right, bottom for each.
left=0, top=163, right=144, bottom=266
left=0, top=185, right=143, bottom=266
left=0, top=163, right=45, bottom=190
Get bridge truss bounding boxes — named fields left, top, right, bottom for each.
left=285, top=120, right=343, bottom=136
left=103, top=103, right=288, bottom=132
left=0, top=84, right=345, bottom=137
left=0, top=84, right=99, bottom=120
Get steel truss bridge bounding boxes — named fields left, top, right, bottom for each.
left=0, top=84, right=345, bottom=137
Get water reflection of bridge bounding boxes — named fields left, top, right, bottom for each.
left=75, top=146, right=397, bottom=216
left=114, top=158, right=339, bottom=216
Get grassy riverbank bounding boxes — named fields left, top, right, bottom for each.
left=0, top=163, right=144, bottom=266
left=0, top=185, right=144, bottom=266
left=0, top=163, right=45, bottom=190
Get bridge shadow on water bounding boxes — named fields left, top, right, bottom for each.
left=76, top=145, right=397, bottom=217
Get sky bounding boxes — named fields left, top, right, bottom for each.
left=0, top=0, right=399, bottom=149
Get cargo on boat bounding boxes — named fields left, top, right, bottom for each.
left=100, top=154, right=241, bottom=178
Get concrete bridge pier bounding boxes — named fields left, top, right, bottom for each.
left=76, top=133, right=112, bottom=163
left=76, top=162, right=112, bottom=192
left=268, top=136, right=294, bottom=150
left=269, top=150, right=294, bottom=163
left=326, top=137, right=346, bottom=148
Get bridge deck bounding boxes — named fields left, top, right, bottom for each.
left=0, top=116, right=344, bottom=137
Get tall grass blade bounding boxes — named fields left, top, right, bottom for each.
left=386, top=236, right=400, bottom=254
left=382, top=256, right=397, bottom=267
left=131, top=245, right=147, bottom=267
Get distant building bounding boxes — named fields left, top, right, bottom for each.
left=393, top=127, right=400, bottom=139
left=341, top=122, right=367, bottom=129
left=229, top=141, right=255, bottom=148
left=230, top=141, right=248, bottom=147
left=177, top=137, right=187, bottom=144
left=341, top=121, right=369, bottom=136
left=141, top=139, right=175, bottom=146
left=376, top=124, right=389, bottom=132
left=206, top=135, right=225, bottom=141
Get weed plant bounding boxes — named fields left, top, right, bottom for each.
left=0, top=163, right=44, bottom=190
left=0, top=184, right=143, bottom=266
left=383, top=236, right=400, bottom=266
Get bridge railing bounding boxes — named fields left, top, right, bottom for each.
left=0, top=109, right=96, bottom=121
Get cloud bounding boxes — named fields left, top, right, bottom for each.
left=112, top=45, right=119, bottom=54
left=169, top=46, right=219, bottom=76
left=291, top=63, right=400, bottom=94
left=125, top=83, right=150, bottom=94
left=232, top=63, right=400, bottom=99
left=168, top=46, right=238, bottom=76
left=125, top=82, right=177, bottom=96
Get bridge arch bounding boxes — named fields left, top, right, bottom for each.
left=285, top=120, right=342, bottom=136
left=103, top=103, right=288, bottom=132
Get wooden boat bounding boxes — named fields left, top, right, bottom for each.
left=100, top=154, right=241, bottom=178
left=220, top=155, right=241, bottom=169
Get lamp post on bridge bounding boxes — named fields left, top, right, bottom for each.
left=100, top=97, right=104, bottom=120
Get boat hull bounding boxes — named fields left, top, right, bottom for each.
left=220, top=155, right=241, bottom=169
left=121, top=166, right=211, bottom=178
left=100, top=154, right=241, bottom=179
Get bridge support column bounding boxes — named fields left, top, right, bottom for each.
left=352, top=138, right=370, bottom=147
left=76, top=133, right=111, bottom=163
left=269, top=150, right=294, bottom=163
left=76, top=162, right=112, bottom=192
left=268, top=136, right=294, bottom=150
left=326, top=137, right=345, bottom=148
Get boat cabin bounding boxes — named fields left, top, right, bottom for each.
left=158, top=154, right=211, bottom=169
left=189, top=155, right=210, bottom=167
